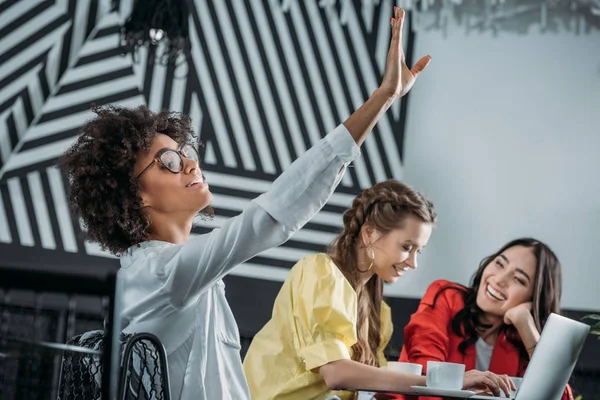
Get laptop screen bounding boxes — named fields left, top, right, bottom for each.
left=513, top=313, right=589, bottom=400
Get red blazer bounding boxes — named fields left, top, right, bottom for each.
left=378, top=280, right=573, bottom=400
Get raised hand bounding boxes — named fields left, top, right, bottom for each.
left=379, top=7, right=432, bottom=99
left=504, top=302, right=533, bottom=326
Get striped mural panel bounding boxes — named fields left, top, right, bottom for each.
left=0, top=0, right=413, bottom=284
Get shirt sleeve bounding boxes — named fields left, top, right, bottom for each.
left=162, top=125, right=360, bottom=307
left=402, top=280, right=458, bottom=370
left=293, top=254, right=358, bottom=372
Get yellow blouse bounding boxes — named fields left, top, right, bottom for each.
left=243, top=253, right=393, bottom=400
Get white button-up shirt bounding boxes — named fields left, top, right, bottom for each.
left=118, top=125, right=360, bottom=400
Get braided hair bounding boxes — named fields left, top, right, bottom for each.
left=328, top=180, right=436, bottom=366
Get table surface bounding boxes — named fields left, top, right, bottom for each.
left=351, top=388, right=490, bottom=399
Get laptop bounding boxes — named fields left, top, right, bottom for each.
left=471, top=313, right=590, bottom=400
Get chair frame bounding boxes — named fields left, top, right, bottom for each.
left=119, top=332, right=171, bottom=400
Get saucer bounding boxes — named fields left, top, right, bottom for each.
left=411, top=386, right=476, bottom=398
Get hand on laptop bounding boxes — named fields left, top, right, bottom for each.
left=463, top=370, right=515, bottom=397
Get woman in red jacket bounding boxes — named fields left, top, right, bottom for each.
left=385, top=237, right=573, bottom=400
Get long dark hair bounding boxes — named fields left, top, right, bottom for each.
left=328, top=180, right=436, bottom=366
left=434, top=238, right=562, bottom=361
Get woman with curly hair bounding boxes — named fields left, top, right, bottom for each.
left=383, top=238, right=572, bottom=400
left=59, top=7, right=436, bottom=400
left=243, top=180, right=511, bottom=400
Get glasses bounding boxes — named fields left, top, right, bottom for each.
left=136, top=143, right=199, bottom=179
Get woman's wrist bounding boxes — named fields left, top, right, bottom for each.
left=385, top=371, right=426, bottom=392
left=513, top=312, right=537, bottom=333
left=373, top=86, right=398, bottom=103
left=513, top=313, right=540, bottom=356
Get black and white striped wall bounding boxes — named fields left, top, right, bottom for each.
left=0, top=0, right=411, bottom=281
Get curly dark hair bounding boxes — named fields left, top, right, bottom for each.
left=59, top=104, right=200, bottom=255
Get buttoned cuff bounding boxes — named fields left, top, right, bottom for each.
left=323, top=124, right=361, bottom=164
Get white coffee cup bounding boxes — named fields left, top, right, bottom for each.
left=385, top=361, right=423, bottom=376
left=426, top=361, right=465, bottom=390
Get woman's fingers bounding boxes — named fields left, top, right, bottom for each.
left=411, top=55, right=432, bottom=76
left=480, top=376, right=501, bottom=396
left=484, top=371, right=511, bottom=397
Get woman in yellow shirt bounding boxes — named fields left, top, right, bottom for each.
left=243, top=180, right=511, bottom=399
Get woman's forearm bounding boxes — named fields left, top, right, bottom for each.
left=341, top=5, right=430, bottom=148
left=319, top=359, right=425, bottom=392
left=343, top=89, right=396, bottom=147
left=513, top=314, right=541, bottom=358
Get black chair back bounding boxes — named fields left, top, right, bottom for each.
left=58, top=331, right=171, bottom=400
left=119, top=332, right=171, bottom=400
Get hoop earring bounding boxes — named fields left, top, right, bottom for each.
left=357, top=245, right=375, bottom=273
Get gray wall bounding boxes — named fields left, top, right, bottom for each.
left=391, top=24, right=600, bottom=311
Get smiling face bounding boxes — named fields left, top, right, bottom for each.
left=135, top=133, right=213, bottom=218
left=476, top=245, right=537, bottom=317
left=361, top=215, right=433, bottom=284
